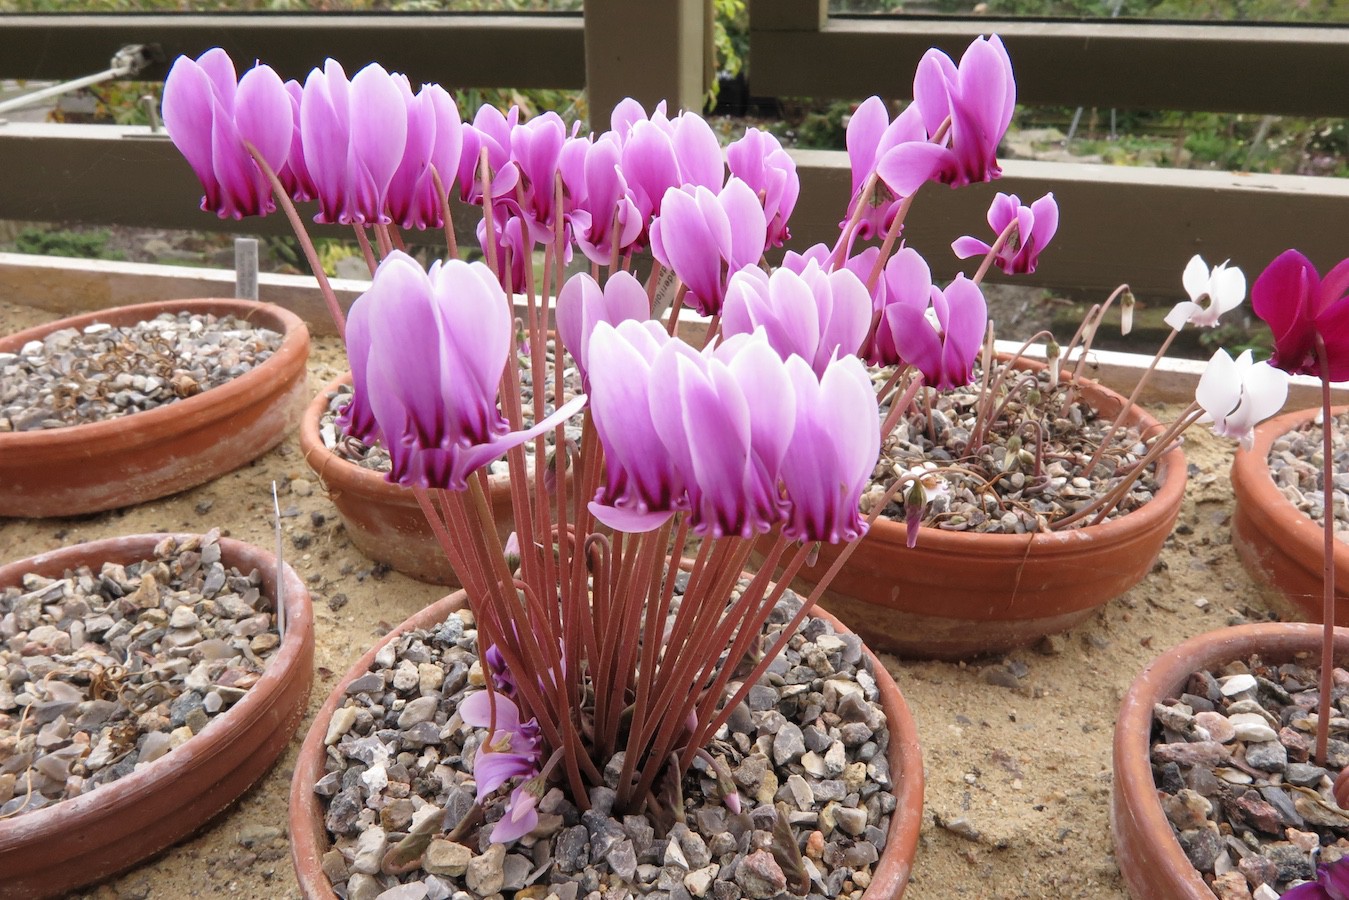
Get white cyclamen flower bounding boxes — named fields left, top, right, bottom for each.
left=1164, top=255, right=1247, bottom=330
left=1195, top=348, right=1288, bottom=451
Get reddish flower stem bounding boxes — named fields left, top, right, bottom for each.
left=243, top=141, right=345, bottom=339
left=352, top=225, right=378, bottom=276
left=429, top=164, right=459, bottom=259
left=1316, top=333, right=1337, bottom=767
left=1082, top=325, right=1178, bottom=479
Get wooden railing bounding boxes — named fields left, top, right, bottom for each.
left=1, top=3, right=1346, bottom=296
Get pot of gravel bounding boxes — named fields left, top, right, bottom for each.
left=0, top=530, right=314, bottom=899
left=0, top=299, right=309, bottom=518
left=299, top=371, right=573, bottom=586
left=289, top=589, right=925, bottom=900
left=1232, top=406, right=1349, bottom=624
left=1112, top=622, right=1349, bottom=899
left=765, top=358, right=1186, bottom=660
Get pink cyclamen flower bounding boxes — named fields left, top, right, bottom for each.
left=842, top=96, right=928, bottom=239
left=650, top=178, right=768, bottom=316
left=585, top=320, right=686, bottom=533
left=877, top=273, right=988, bottom=389
left=1164, top=255, right=1247, bottom=331
left=559, top=134, right=643, bottom=266
left=386, top=82, right=462, bottom=231
left=952, top=192, right=1058, bottom=275
left=476, top=209, right=532, bottom=292
left=1251, top=249, right=1349, bottom=380
left=881, top=35, right=1016, bottom=192
left=660, top=334, right=795, bottom=538
left=556, top=270, right=650, bottom=388
left=721, top=262, right=871, bottom=376
left=300, top=59, right=408, bottom=225
left=779, top=354, right=880, bottom=544
left=1283, top=857, right=1349, bottom=900
left=508, top=110, right=568, bottom=244
left=1194, top=349, right=1288, bottom=452
left=162, top=48, right=292, bottom=220
left=726, top=127, right=799, bottom=248
left=459, top=689, right=543, bottom=843
left=456, top=104, right=521, bottom=205
left=278, top=79, right=316, bottom=203
left=341, top=251, right=584, bottom=489
left=866, top=247, right=931, bottom=368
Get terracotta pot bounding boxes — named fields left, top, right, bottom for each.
left=0, top=299, right=309, bottom=518
left=1232, top=405, right=1349, bottom=623
left=299, top=373, right=520, bottom=586
left=0, top=532, right=314, bottom=899
left=290, top=594, right=925, bottom=898
left=1111, top=621, right=1348, bottom=898
left=770, top=364, right=1186, bottom=660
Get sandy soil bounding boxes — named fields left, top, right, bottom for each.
left=0, top=296, right=1281, bottom=900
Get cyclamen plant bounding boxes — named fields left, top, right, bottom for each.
left=161, top=34, right=1291, bottom=851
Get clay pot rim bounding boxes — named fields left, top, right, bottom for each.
left=0, top=299, right=309, bottom=456
left=290, top=592, right=924, bottom=899
left=300, top=371, right=509, bottom=502
left=1232, top=404, right=1349, bottom=571
left=1112, top=621, right=1346, bottom=898
left=870, top=363, right=1186, bottom=554
left=0, top=532, right=314, bottom=851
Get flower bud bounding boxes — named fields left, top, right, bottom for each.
left=1120, top=290, right=1136, bottom=336
left=1046, top=339, right=1062, bottom=388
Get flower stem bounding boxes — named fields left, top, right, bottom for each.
left=429, top=164, right=459, bottom=259
left=1082, top=326, right=1178, bottom=479
left=352, top=225, right=377, bottom=276
left=1315, top=332, right=1337, bottom=767
left=243, top=140, right=345, bottom=340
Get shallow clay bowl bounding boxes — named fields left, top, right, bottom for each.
left=0, top=299, right=309, bottom=518
left=0, top=533, right=314, bottom=899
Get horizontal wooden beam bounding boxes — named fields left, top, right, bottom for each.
left=784, top=149, right=1349, bottom=298
left=0, top=13, right=585, bottom=88
left=750, top=16, right=1349, bottom=116
left=5, top=252, right=1343, bottom=410
left=4, top=123, right=1349, bottom=299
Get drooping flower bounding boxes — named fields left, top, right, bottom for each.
left=896, top=463, right=949, bottom=548
left=585, top=320, right=686, bottom=532
left=300, top=59, right=408, bottom=225
left=1164, top=255, right=1247, bottom=330
left=876, top=273, right=987, bottom=389
left=618, top=105, right=724, bottom=236
left=779, top=354, right=880, bottom=544
left=456, top=104, right=521, bottom=205
left=1251, top=249, right=1349, bottom=379
left=952, top=192, right=1059, bottom=275
left=658, top=334, right=796, bottom=539
left=162, top=48, right=292, bottom=220
left=386, top=81, right=462, bottom=231
left=1195, top=349, right=1288, bottom=451
left=866, top=246, right=931, bottom=368
left=460, top=688, right=543, bottom=843
left=508, top=110, right=568, bottom=244
left=476, top=207, right=532, bottom=292
left=560, top=134, right=643, bottom=266
left=649, top=178, right=768, bottom=316
left=277, top=79, right=316, bottom=203
left=879, top=35, right=1016, bottom=192
left=721, top=263, right=871, bottom=376
left=726, top=127, right=799, bottom=248
left=342, top=251, right=584, bottom=489
left=557, top=270, right=650, bottom=388
left=841, top=97, right=928, bottom=239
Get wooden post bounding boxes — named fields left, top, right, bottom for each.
left=583, top=0, right=709, bottom=124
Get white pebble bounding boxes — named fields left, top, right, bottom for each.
left=1218, top=674, right=1257, bottom=696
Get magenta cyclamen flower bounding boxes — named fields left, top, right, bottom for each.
left=278, top=79, right=316, bottom=203
left=584, top=320, right=686, bottom=533
left=560, top=134, right=643, bottom=266
left=721, top=263, right=871, bottom=376
left=300, top=59, right=408, bottom=225
left=386, top=81, right=462, bottom=231
left=877, top=273, right=988, bottom=389
left=618, top=104, right=724, bottom=232
left=842, top=96, right=927, bottom=238
left=460, top=689, right=543, bottom=843
left=508, top=110, right=568, bottom=244
left=341, top=251, right=584, bottom=489
left=779, top=354, right=880, bottom=544
left=162, top=48, right=292, bottom=220
left=952, top=192, right=1058, bottom=275
left=726, top=128, right=799, bottom=248
left=881, top=35, right=1015, bottom=192
left=1251, top=249, right=1349, bottom=380
left=866, top=247, right=932, bottom=367
left=649, top=178, right=768, bottom=316
left=557, top=270, right=650, bottom=388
